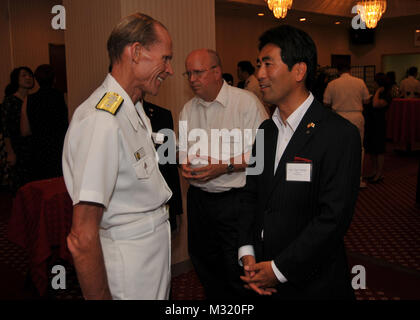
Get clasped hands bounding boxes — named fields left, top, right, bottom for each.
left=240, top=255, right=279, bottom=296
left=180, top=155, right=228, bottom=183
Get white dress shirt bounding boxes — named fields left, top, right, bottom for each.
left=238, top=92, right=314, bottom=284
left=323, top=73, right=370, bottom=112
left=400, top=76, right=420, bottom=98
left=178, top=81, right=267, bottom=193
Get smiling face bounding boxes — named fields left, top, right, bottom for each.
left=256, top=44, right=298, bottom=106
left=135, top=24, right=174, bottom=96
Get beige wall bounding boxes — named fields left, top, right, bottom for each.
left=0, top=0, right=64, bottom=102
left=120, top=0, right=216, bottom=127
left=9, top=0, right=65, bottom=70
left=64, top=0, right=216, bottom=123
left=216, top=12, right=420, bottom=84
left=63, top=0, right=121, bottom=116
left=352, top=16, right=420, bottom=72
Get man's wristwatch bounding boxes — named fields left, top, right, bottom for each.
left=227, top=162, right=234, bottom=174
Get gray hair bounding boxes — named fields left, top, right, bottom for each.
left=107, top=12, right=166, bottom=67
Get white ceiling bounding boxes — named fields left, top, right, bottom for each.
left=222, top=0, right=420, bottom=18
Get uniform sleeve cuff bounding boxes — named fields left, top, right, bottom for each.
left=76, top=190, right=109, bottom=208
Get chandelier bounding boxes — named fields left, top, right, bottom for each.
left=357, top=0, right=387, bottom=29
left=266, top=0, right=293, bottom=19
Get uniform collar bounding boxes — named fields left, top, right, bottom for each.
left=103, top=73, right=141, bottom=131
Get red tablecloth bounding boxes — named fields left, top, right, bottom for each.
left=387, top=98, right=420, bottom=146
left=7, top=177, right=73, bottom=296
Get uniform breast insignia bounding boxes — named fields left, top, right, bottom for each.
left=134, top=147, right=146, bottom=161
left=96, top=92, right=124, bottom=115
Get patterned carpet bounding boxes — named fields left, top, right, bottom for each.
left=345, top=152, right=419, bottom=271
left=0, top=143, right=419, bottom=300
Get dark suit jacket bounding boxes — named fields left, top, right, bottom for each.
left=239, top=99, right=361, bottom=299
left=27, top=87, right=69, bottom=180
left=143, top=101, right=183, bottom=231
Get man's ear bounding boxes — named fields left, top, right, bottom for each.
left=129, top=42, right=142, bottom=64
left=294, top=62, right=307, bottom=83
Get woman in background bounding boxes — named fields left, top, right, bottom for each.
left=1, top=67, right=34, bottom=193
left=364, top=73, right=393, bottom=184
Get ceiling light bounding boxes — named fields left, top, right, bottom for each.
left=265, top=0, right=293, bottom=19
left=299, top=18, right=306, bottom=22
left=357, top=0, right=387, bottom=29
left=257, top=13, right=265, bottom=16
left=335, top=21, right=341, bottom=25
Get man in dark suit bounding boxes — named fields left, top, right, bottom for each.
left=238, top=25, right=361, bottom=299
left=143, top=99, right=183, bottom=231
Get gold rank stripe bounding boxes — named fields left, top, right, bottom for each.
left=95, top=92, right=124, bottom=115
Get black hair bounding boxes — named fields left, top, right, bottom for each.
left=4, top=66, right=34, bottom=97
left=222, top=73, right=234, bottom=84
left=34, top=64, right=55, bottom=88
left=258, top=25, right=317, bottom=89
left=237, top=61, right=255, bottom=75
left=375, top=72, right=391, bottom=93
left=408, top=66, right=418, bottom=77
left=337, top=63, right=351, bottom=73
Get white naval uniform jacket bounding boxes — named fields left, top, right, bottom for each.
left=62, top=74, right=172, bottom=230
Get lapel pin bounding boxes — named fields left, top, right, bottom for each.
left=307, top=122, right=315, bottom=129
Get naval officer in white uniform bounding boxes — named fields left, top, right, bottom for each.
left=62, top=13, right=174, bottom=300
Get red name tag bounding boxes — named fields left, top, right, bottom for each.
left=294, top=156, right=312, bottom=163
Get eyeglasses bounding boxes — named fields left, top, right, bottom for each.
left=182, top=65, right=217, bottom=79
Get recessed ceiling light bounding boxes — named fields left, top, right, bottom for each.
left=335, top=21, right=341, bottom=24
left=299, top=18, right=306, bottom=22
left=257, top=13, right=264, bottom=16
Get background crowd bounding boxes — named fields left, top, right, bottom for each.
left=0, top=64, right=68, bottom=194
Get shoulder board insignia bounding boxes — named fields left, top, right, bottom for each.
left=95, top=92, right=124, bottom=115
